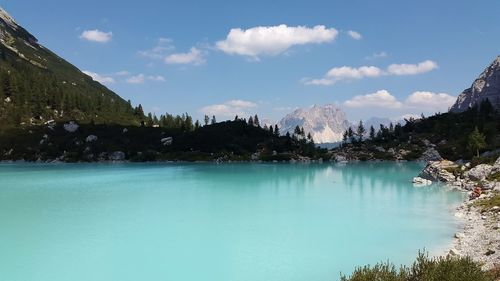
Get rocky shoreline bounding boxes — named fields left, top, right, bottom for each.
left=451, top=193, right=500, bottom=270
left=415, top=156, right=500, bottom=270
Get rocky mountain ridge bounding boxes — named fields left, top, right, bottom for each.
left=450, top=56, right=500, bottom=112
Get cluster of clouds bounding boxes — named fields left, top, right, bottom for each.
left=81, top=24, right=361, bottom=64
left=83, top=70, right=165, bottom=85
left=215, top=25, right=339, bottom=58
left=343, top=90, right=456, bottom=113
left=139, top=38, right=206, bottom=66
left=200, top=100, right=258, bottom=117
left=305, top=60, right=438, bottom=85
left=78, top=24, right=454, bottom=119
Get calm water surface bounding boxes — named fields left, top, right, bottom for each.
left=0, top=162, right=463, bottom=281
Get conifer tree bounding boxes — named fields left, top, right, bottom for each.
left=248, top=116, right=254, bottom=126
left=356, top=120, right=366, bottom=142
left=369, top=125, right=375, bottom=140
left=274, top=125, right=280, bottom=136
left=254, top=114, right=260, bottom=127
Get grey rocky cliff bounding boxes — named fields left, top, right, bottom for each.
left=450, top=56, right=500, bottom=112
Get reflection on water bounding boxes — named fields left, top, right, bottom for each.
left=0, top=162, right=464, bottom=281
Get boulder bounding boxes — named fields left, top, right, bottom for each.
left=85, top=135, right=98, bottom=142
left=334, top=154, right=347, bottom=162
left=418, top=147, right=443, bottom=162
left=465, top=164, right=493, bottom=181
left=491, top=156, right=500, bottom=173
left=483, top=181, right=500, bottom=191
left=412, top=177, right=432, bottom=186
left=161, top=137, right=173, bottom=146
left=109, top=151, right=125, bottom=161
left=419, top=160, right=457, bottom=183
left=63, top=121, right=79, bottom=133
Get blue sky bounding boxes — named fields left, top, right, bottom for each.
left=3, top=0, right=500, bottom=122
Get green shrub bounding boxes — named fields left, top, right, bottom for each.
left=473, top=192, right=500, bottom=211
left=340, top=252, right=494, bottom=281
left=471, top=156, right=497, bottom=167
left=487, top=172, right=500, bottom=182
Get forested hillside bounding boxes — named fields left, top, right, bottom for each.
left=0, top=8, right=142, bottom=126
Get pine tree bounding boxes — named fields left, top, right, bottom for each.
left=254, top=114, right=260, bottom=127
left=204, top=115, right=210, bottom=126
left=307, top=132, right=313, bottom=142
left=294, top=125, right=301, bottom=136
left=248, top=116, right=254, bottom=126
left=347, top=127, right=354, bottom=142
left=194, top=120, right=201, bottom=130
left=269, top=125, right=274, bottom=134
left=274, top=125, right=280, bottom=136
left=211, top=115, right=216, bottom=125
left=369, top=125, right=375, bottom=140
left=356, top=120, right=366, bottom=142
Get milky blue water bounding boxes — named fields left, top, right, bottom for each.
left=0, top=162, right=463, bottom=281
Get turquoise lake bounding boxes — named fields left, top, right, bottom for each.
left=0, top=162, right=464, bottom=281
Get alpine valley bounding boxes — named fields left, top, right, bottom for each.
left=1, top=3, right=500, bottom=281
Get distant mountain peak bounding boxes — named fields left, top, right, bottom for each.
left=277, top=104, right=350, bottom=143
left=450, top=56, right=500, bottom=112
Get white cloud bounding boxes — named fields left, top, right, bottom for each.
left=80, top=29, right=113, bottom=43
left=404, top=91, right=456, bottom=112
left=305, top=60, right=438, bottom=86
left=82, top=70, right=115, bottom=84
left=138, top=38, right=175, bottom=59
left=126, top=74, right=165, bottom=84
left=148, top=75, right=166, bottom=82
left=115, top=70, right=130, bottom=76
left=365, top=51, right=388, bottom=60
left=165, top=47, right=205, bottom=65
left=343, top=90, right=456, bottom=113
left=216, top=24, right=338, bottom=58
left=304, top=78, right=336, bottom=86
left=126, top=74, right=145, bottom=84
left=387, top=60, right=438, bottom=75
left=200, top=100, right=257, bottom=117
left=347, top=30, right=362, bottom=40
left=344, top=90, right=403, bottom=109
left=327, top=66, right=383, bottom=80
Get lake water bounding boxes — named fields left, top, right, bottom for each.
left=0, top=162, right=463, bottom=281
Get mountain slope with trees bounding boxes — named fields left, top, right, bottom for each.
left=0, top=7, right=143, bottom=126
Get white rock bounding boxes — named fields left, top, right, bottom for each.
left=109, top=151, right=125, bottom=161
left=161, top=137, right=173, bottom=146
left=412, top=177, right=432, bottom=186
left=63, top=121, right=79, bottom=133
left=465, top=164, right=493, bottom=181
left=85, top=135, right=98, bottom=142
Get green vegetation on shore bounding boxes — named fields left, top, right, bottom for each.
left=340, top=252, right=499, bottom=281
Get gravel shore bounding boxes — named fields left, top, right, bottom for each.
left=450, top=193, right=500, bottom=270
